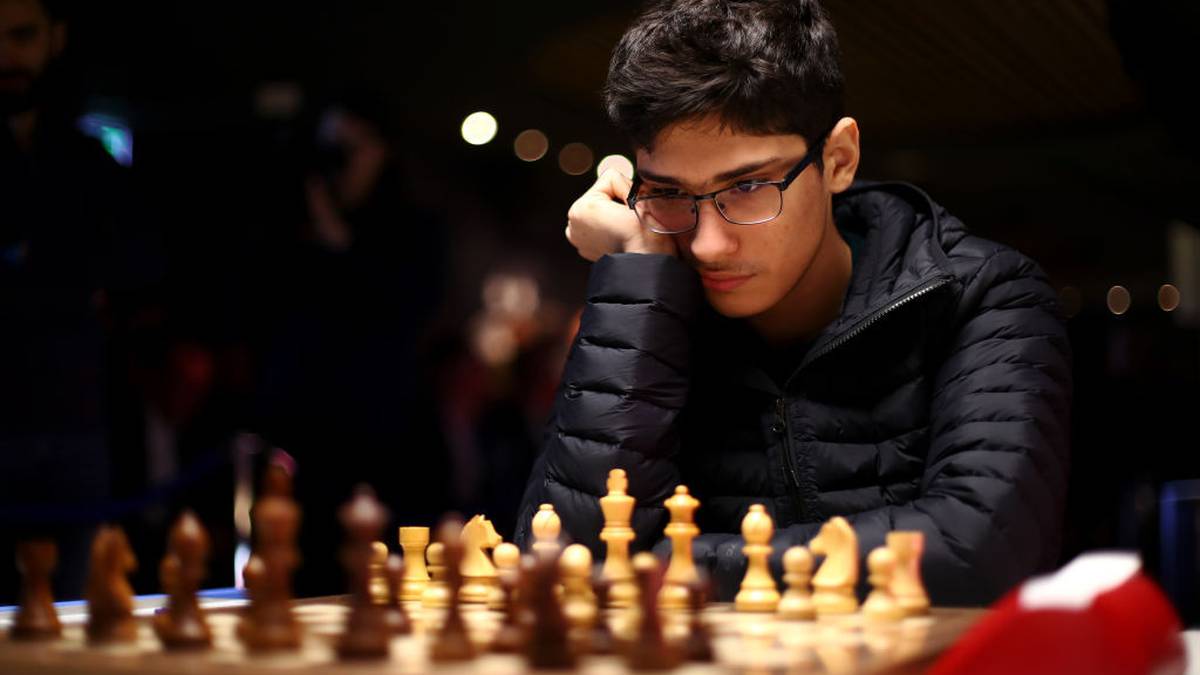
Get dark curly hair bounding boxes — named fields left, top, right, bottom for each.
left=605, top=0, right=844, bottom=151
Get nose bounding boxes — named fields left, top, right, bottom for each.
left=686, top=198, right=739, bottom=264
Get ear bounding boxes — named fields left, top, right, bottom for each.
left=49, top=22, right=67, bottom=57
left=821, top=117, right=860, bottom=194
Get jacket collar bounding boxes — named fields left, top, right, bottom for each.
left=718, top=181, right=961, bottom=396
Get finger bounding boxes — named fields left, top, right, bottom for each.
left=586, top=168, right=635, bottom=203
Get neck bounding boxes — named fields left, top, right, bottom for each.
left=748, top=210, right=853, bottom=346
left=7, top=109, right=38, bottom=151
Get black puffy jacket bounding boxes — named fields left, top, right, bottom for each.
left=515, top=182, right=1072, bottom=606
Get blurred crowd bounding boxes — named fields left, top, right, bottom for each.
left=0, top=0, right=575, bottom=601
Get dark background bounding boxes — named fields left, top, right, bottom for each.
left=3, top=0, right=1200, bottom=617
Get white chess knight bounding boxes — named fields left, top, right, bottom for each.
left=809, top=516, right=859, bottom=615
left=459, top=515, right=502, bottom=604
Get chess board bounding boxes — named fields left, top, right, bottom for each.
left=0, top=593, right=985, bottom=674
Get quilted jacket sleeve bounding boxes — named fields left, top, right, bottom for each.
left=699, top=247, right=1072, bottom=605
left=513, top=253, right=704, bottom=554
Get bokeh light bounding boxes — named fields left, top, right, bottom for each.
left=558, top=142, right=594, bottom=176
left=1158, top=284, right=1181, bottom=312
left=483, top=273, right=540, bottom=320
left=472, top=319, right=518, bottom=367
left=1106, top=285, right=1131, bottom=315
left=596, top=154, right=634, bottom=179
left=461, top=111, right=498, bottom=146
left=514, top=129, right=549, bottom=162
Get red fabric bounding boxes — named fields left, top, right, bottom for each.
left=931, top=573, right=1185, bottom=675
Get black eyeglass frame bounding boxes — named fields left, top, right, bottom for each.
left=625, top=131, right=831, bottom=235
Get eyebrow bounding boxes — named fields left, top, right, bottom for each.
left=638, top=157, right=782, bottom=187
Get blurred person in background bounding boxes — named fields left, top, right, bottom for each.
left=250, top=94, right=451, bottom=595
left=0, top=0, right=163, bottom=601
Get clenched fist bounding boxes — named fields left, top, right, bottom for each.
left=565, top=169, right=678, bottom=261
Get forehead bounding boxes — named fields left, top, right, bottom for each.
left=635, top=116, right=809, bottom=188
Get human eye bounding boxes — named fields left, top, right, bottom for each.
left=731, top=181, right=769, bottom=194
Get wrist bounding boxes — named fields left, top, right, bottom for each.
left=624, top=235, right=677, bottom=257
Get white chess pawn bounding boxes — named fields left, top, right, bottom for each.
left=887, top=531, right=930, bottom=617
left=368, top=542, right=390, bottom=606
left=862, top=547, right=904, bottom=623
left=777, top=546, right=816, bottom=620
left=531, top=504, right=562, bottom=559
left=559, top=544, right=597, bottom=634
left=421, top=542, right=450, bottom=609
left=489, top=542, right=520, bottom=611
left=735, top=505, right=780, bottom=612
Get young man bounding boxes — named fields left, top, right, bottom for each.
left=515, top=0, right=1071, bottom=606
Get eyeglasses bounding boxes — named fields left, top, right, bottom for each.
left=625, top=132, right=829, bottom=235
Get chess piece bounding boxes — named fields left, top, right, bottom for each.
left=524, top=550, right=578, bottom=669
left=459, top=514, right=502, bottom=604
left=589, top=572, right=617, bottom=655
left=560, top=543, right=597, bottom=651
left=421, top=542, right=450, bottom=608
left=626, top=552, right=681, bottom=670
left=682, top=573, right=715, bottom=662
left=238, top=461, right=302, bottom=651
left=887, top=531, right=930, bottom=617
left=384, top=554, right=413, bottom=635
left=659, top=485, right=700, bottom=610
left=600, top=469, right=637, bottom=608
left=809, top=516, right=859, bottom=615
left=85, top=525, right=138, bottom=644
left=430, top=516, right=475, bottom=662
left=777, top=545, right=816, bottom=621
left=862, top=546, right=904, bottom=623
left=398, top=526, right=431, bottom=601
left=10, top=540, right=62, bottom=641
left=531, top=503, right=562, bottom=559
left=488, top=542, right=519, bottom=610
left=489, top=543, right=525, bottom=654
left=735, top=504, right=780, bottom=612
left=154, top=511, right=213, bottom=649
left=369, top=542, right=390, bottom=606
left=336, top=486, right=391, bottom=660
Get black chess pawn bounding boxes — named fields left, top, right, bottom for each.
left=336, top=486, right=392, bottom=660
left=489, top=545, right=527, bottom=654
left=10, top=540, right=62, bottom=641
left=589, top=572, right=618, bottom=656
left=430, top=516, right=475, bottom=662
left=384, top=554, right=413, bottom=635
left=683, top=572, right=715, bottom=662
left=523, top=551, right=578, bottom=669
left=625, top=552, right=681, bottom=671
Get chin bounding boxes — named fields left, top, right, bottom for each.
left=704, top=291, right=770, bottom=319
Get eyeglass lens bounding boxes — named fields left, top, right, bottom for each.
left=634, top=184, right=783, bottom=233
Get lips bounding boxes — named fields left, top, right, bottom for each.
left=699, top=272, right=753, bottom=292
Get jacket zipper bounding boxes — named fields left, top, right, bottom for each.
left=789, top=275, right=955, bottom=385
left=775, top=274, right=956, bottom=517
left=775, top=397, right=805, bottom=522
